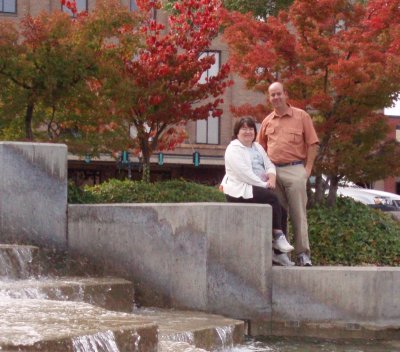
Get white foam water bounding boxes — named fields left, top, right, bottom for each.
left=72, top=330, right=120, bottom=352
left=216, top=325, right=234, bottom=349
left=0, top=246, right=34, bottom=279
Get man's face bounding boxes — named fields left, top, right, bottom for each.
left=268, top=84, right=287, bottom=110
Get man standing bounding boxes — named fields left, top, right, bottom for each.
left=257, top=82, right=319, bottom=266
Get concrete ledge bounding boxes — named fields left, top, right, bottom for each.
left=0, top=142, right=67, bottom=249
left=0, top=277, right=135, bottom=313
left=266, top=266, right=400, bottom=339
left=67, top=203, right=273, bottom=324
left=137, top=308, right=244, bottom=351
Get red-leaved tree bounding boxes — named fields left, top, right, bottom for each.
left=71, top=0, right=231, bottom=181
left=222, top=0, right=400, bottom=205
left=61, top=0, right=78, bottom=15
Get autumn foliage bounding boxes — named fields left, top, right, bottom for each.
left=0, top=10, right=96, bottom=141
left=0, top=0, right=231, bottom=181
left=81, top=0, right=231, bottom=181
left=222, top=0, right=400, bottom=204
left=61, top=0, right=78, bottom=15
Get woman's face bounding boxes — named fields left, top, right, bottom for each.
left=237, top=124, right=255, bottom=147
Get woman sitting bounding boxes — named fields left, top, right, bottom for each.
left=221, top=117, right=294, bottom=265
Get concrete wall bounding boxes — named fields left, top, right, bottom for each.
left=267, top=266, right=400, bottom=339
left=0, top=142, right=67, bottom=249
left=67, top=203, right=272, bottom=323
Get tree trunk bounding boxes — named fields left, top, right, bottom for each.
left=326, top=175, right=339, bottom=207
left=314, top=174, right=327, bottom=205
left=141, top=161, right=150, bottom=183
left=25, top=103, right=34, bottom=140
left=140, top=147, right=151, bottom=183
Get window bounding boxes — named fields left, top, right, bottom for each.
left=62, top=0, right=87, bottom=15
left=196, top=111, right=220, bottom=144
left=396, top=125, right=400, bottom=143
left=130, top=0, right=138, bottom=11
left=0, top=0, right=16, bottom=13
left=196, top=51, right=221, bottom=145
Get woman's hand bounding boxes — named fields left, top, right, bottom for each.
left=266, top=174, right=276, bottom=189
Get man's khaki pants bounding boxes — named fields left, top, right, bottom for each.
left=275, top=164, right=310, bottom=256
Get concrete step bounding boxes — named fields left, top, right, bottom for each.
left=0, top=277, right=135, bottom=313
left=0, top=298, right=157, bottom=352
left=136, top=308, right=245, bottom=351
left=0, top=244, right=40, bottom=279
left=0, top=243, right=245, bottom=351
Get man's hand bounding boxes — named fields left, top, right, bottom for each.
left=305, top=165, right=313, bottom=178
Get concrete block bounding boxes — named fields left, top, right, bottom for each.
left=137, top=308, right=244, bottom=351
left=0, top=277, right=136, bottom=313
left=206, top=204, right=271, bottom=321
left=270, top=266, right=400, bottom=339
left=0, top=142, right=67, bottom=249
left=67, top=203, right=273, bottom=324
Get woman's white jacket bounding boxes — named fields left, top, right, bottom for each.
left=222, top=139, right=276, bottom=199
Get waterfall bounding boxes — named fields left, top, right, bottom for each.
left=72, top=330, right=120, bottom=352
left=0, top=245, right=34, bottom=279
left=216, top=325, right=234, bottom=349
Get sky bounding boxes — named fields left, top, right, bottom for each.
left=384, top=98, right=400, bottom=116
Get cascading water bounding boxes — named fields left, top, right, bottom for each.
left=0, top=245, right=127, bottom=352
left=0, top=245, right=34, bottom=279
left=216, top=326, right=234, bottom=349
left=72, top=330, right=120, bottom=352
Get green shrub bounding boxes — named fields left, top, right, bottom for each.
left=68, top=178, right=226, bottom=204
left=308, top=197, right=400, bottom=266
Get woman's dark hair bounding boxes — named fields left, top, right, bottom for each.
left=233, top=117, right=257, bottom=142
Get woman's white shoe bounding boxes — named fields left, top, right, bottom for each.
left=273, top=234, right=294, bottom=253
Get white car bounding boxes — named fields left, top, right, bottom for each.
left=337, top=186, right=400, bottom=210
left=310, top=176, right=400, bottom=211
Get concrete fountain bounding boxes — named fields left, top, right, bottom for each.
left=0, top=141, right=399, bottom=351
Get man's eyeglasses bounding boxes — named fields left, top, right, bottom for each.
left=240, top=127, right=254, bottom=132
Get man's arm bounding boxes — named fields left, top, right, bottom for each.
left=305, top=143, right=319, bottom=177
left=256, top=121, right=268, bottom=151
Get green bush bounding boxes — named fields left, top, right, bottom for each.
left=308, top=197, right=400, bottom=266
left=68, top=178, right=226, bottom=204
left=68, top=180, right=400, bottom=266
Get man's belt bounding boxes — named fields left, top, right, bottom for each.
left=275, top=160, right=304, bottom=167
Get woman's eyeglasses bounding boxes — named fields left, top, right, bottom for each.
left=240, top=127, right=254, bottom=132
